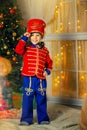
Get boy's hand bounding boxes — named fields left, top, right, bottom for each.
left=43, top=71, right=48, bottom=77
left=24, top=32, right=30, bottom=37
left=43, top=69, right=51, bottom=77
left=21, top=32, right=30, bottom=41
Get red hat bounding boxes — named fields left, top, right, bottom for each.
left=27, top=18, right=46, bottom=35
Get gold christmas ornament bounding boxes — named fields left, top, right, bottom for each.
left=12, top=32, right=17, bottom=37
left=0, top=57, right=12, bottom=76
left=3, top=44, right=8, bottom=49
left=7, top=50, right=10, bottom=55
left=13, top=6, right=17, bottom=10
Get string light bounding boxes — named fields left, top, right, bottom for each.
left=51, top=0, right=87, bottom=99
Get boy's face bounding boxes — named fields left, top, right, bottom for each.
left=29, top=32, right=42, bottom=44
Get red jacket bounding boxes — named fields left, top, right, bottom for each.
left=15, top=40, right=53, bottom=79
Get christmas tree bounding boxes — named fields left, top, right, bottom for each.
left=0, top=0, right=25, bottom=94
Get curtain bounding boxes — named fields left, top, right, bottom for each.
left=17, top=0, right=57, bottom=26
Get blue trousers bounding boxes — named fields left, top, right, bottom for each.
left=20, top=76, right=50, bottom=124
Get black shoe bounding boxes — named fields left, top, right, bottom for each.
left=40, top=121, right=50, bottom=125
left=19, top=121, right=31, bottom=126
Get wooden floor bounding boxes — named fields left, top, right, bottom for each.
left=0, top=101, right=81, bottom=130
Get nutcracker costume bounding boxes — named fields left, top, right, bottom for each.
left=15, top=18, right=53, bottom=125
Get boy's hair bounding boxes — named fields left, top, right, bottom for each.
left=29, top=32, right=43, bottom=38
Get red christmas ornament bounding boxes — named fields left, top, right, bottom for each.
left=9, top=9, right=15, bottom=14
left=12, top=56, right=17, bottom=61
left=0, top=23, right=4, bottom=29
left=20, top=21, right=23, bottom=25
left=6, top=81, right=10, bottom=86
left=0, top=13, right=3, bottom=19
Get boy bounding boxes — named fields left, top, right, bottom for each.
left=15, top=18, right=53, bottom=125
